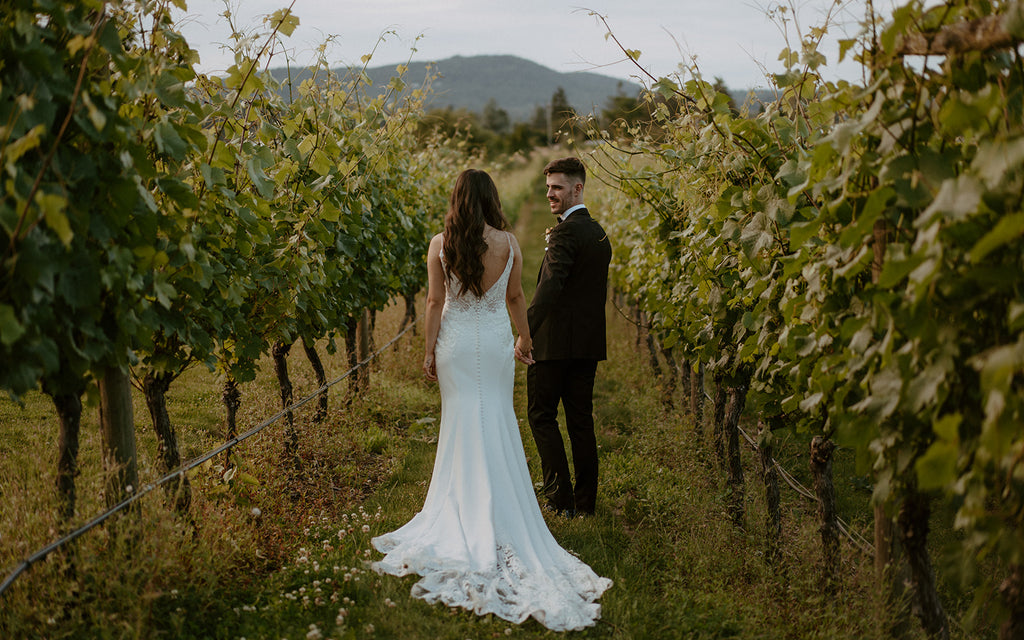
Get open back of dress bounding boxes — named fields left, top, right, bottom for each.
left=372, top=233, right=612, bottom=631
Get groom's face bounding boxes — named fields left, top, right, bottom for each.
left=545, top=172, right=582, bottom=217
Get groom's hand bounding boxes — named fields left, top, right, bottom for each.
left=515, top=349, right=535, bottom=365
left=514, top=336, right=535, bottom=365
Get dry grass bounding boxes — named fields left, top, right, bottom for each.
left=0, top=301, right=429, bottom=638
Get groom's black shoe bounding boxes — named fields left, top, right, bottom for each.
left=543, top=503, right=576, bottom=519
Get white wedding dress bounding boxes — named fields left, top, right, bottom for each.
left=372, top=234, right=612, bottom=631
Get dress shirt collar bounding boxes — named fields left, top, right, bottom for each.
left=559, top=204, right=587, bottom=223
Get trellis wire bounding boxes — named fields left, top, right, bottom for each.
left=736, top=420, right=876, bottom=556
left=699, top=387, right=875, bottom=556
left=0, top=321, right=415, bottom=597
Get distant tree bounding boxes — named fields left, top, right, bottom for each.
left=550, top=86, right=577, bottom=143
left=506, top=121, right=546, bottom=154
left=417, top=107, right=498, bottom=155
left=482, top=98, right=510, bottom=135
left=530, top=105, right=548, bottom=133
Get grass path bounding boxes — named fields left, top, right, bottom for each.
left=210, top=167, right=894, bottom=639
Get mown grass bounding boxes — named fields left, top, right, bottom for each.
left=1, top=156, right=987, bottom=639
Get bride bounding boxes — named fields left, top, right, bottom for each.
left=372, top=169, right=612, bottom=631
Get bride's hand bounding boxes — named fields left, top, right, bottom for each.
left=423, top=353, right=438, bottom=381
left=514, top=336, right=534, bottom=365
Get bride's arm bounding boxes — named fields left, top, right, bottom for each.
left=423, top=233, right=445, bottom=381
left=506, top=234, right=534, bottom=365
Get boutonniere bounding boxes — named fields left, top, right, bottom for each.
left=544, top=226, right=554, bottom=245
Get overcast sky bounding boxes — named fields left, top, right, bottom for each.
left=173, top=0, right=898, bottom=90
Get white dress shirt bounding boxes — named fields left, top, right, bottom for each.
left=559, top=203, right=587, bottom=223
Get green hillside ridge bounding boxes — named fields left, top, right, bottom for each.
left=269, top=54, right=773, bottom=122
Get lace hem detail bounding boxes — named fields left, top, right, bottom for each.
left=372, top=536, right=612, bottom=632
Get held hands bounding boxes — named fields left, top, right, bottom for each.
left=427, top=338, right=533, bottom=377
left=514, top=335, right=535, bottom=365
left=423, top=352, right=438, bottom=381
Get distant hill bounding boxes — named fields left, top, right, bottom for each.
left=270, top=54, right=641, bottom=123
left=267, top=54, right=776, bottom=121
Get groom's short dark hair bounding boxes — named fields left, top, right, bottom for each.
left=543, top=157, right=586, bottom=186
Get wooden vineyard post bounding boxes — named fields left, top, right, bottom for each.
left=872, top=217, right=910, bottom=634
left=98, top=366, right=139, bottom=510
left=871, top=218, right=893, bottom=585
left=810, top=435, right=839, bottom=590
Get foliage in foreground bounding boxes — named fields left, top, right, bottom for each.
left=587, top=1, right=1024, bottom=636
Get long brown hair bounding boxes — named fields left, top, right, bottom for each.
left=442, top=169, right=509, bottom=297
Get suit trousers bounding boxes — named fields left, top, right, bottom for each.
left=526, top=359, right=599, bottom=514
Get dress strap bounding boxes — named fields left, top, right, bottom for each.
left=506, top=231, right=514, bottom=262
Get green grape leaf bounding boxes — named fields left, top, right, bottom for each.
left=37, top=192, right=73, bottom=246
left=268, top=9, right=300, bottom=37
left=0, top=304, right=26, bottom=346
left=969, top=212, right=1024, bottom=263
left=932, top=413, right=961, bottom=443
left=915, top=441, right=958, bottom=490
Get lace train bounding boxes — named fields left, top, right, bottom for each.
left=373, top=537, right=610, bottom=631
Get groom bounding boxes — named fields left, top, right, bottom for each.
left=527, top=157, right=611, bottom=517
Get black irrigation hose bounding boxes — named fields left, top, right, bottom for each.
left=0, top=322, right=415, bottom=598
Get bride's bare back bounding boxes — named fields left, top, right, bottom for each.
left=479, top=226, right=513, bottom=293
